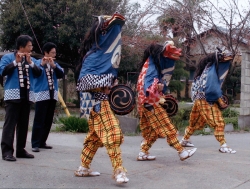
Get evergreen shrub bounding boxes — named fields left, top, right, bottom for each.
left=59, top=116, right=89, bottom=133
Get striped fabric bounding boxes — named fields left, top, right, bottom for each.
left=140, top=105, right=184, bottom=153
left=183, top=99, right=226, bottom=145
left=80, top=100, right=125, bottom=172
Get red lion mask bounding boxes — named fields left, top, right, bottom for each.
left=162, top=41, right=182, bottom=60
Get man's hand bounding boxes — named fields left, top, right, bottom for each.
left=157, top=83, right=164, bottom=92
left=218, top=97, right=228, bottom=109
left=42, top=57, right=56, bottom=68
left=102, top=86, right=111, bottom=95
left=16, top=53, right=32, bottom=64
left=113, top=79, right=118, bottom=86
left=41, top=58, right=47, bottom=66
left=25, top=53, right=32, bottom=64
left=15, top=53, right=23, bottom=63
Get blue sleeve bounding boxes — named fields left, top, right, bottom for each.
left=0, top=54, right=14, bottom=75
left=205, top=63, right=222, bottom=102
left=54, top=62, right=64, bottom=79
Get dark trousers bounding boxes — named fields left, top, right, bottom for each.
left=1, top=100, right=31, bottom=157
left=31, top=99, right=56, bottom=148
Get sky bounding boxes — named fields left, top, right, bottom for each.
left=128, top=0, right=249, bottom=28
left=129, top=0, right=248, bottom=13
left=129, top=0, right=246, bottom=6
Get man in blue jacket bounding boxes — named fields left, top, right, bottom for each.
left=31, top=42, right=64, bottom=152
left=0, top=35, right=42, bottom=161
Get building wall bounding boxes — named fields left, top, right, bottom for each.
left=238, top=50, right=250, bottom=128
left=189, top=33, right=247, bottom=56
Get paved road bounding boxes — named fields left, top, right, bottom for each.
left=0, top=129, right=250, bottom=189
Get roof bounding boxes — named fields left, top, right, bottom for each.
left=188, top=25, right=249, bottom=46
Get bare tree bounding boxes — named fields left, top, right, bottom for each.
left=133, top=0, right=250, bottom=98
left=117, top=1, right=166, bottom=84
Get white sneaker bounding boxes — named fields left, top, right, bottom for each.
left=74, top=166, right=100, bottom=177
left=114, top=169, right=129, bottom=183
left=219, top=143, right=236, bottom=154
left=137, top=152, right=156, bottom=161
left=180, top=139, right=195, bottom=147
left=179, top=148, right=197, bottom=161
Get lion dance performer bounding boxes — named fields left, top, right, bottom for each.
left=180, top=49, right=236, bottom=154
left=74, top=13, right=129, bottom=183
left=137, top=41, right=197, bottom=161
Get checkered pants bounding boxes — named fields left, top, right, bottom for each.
left=183, top=99, right=226, bottom=145
left=139, top=105, right=184, bottom=153
left=80, top=100, right=126, bottom=172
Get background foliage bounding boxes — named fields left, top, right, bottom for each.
left=0, top=0, right=123, bottom=66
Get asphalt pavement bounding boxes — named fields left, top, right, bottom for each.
left=0, top=129, right=250, bottom=189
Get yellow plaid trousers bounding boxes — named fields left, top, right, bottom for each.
left=80, top=100, right=126, bottom=172
left=183, top=99, right=226, bottom=145
left=139, top=105, right=184, bottom=153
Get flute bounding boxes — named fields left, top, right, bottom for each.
left=43, top=57, right=56, bottom=61
left=17, top=52, right=31, bottom=57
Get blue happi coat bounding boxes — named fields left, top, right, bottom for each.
left=191, top=61, right=230, bottom=102
left=33, top=59, right=64, bottom=102
left=77, top=24, right=123, bottom=91
left=143, top=56, right=176, bottom=95
left=0, top=53, right=38, bottom=102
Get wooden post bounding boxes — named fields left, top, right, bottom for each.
left=58, top=91, right=70, bottom=117
left=63, top=68, right=68, bottom=102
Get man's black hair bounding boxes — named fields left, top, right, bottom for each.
left=16, top=35, right=33, bottom=50
left=42, top=42, right=57, bottom=55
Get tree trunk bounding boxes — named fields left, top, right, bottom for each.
left=177, top=90, right=181, bottom=100
left=185, top=78, right=189, bottom=99
left=185, top=34, right=191, bottom=99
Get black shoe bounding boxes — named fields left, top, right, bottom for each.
left=16, top=151, right=34, bottom=158
left=2, top=155, right=16, bottom=161
left=32, top=147, right=40, bottom=152
left=40, top=144, right=53, bottom=149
